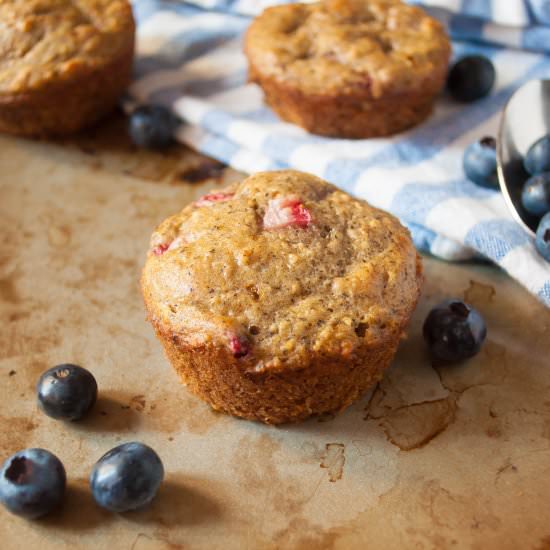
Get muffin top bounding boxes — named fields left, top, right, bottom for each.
left=142, top=171, right=421, bottom=372
left=0, top=0, right=134, bottom=95
left=245, top=0, right=450, bottom=99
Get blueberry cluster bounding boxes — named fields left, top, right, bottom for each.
left=3, top=327, right=488, bottom=521
left=447, top=54, right=499, bottom=191
left=448, top=50, right=550, bottom=263
left=0, top=365, right=164, bottom=519
left=521, top=135, right=550, bottom=261
left=423, top=54, right=495, bottom=363
left=462, top=134, right=550, bottom=262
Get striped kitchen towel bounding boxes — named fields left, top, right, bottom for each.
left=129, top=0, right=550, bottom=306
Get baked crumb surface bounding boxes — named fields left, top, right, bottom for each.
left=245, top=0, right=450, bottom=99
left=0, top=0, right=134, bottom=94
left=142, top=170, right=421, bottom=371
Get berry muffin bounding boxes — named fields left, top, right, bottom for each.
left=0, top=0, right=135, bottom=137
left=142, top=171, right=422, bottom=424
left=245, top=0, right=450, bottom=138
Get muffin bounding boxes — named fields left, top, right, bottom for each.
left=0, top=0, right=135, bottom=137
left=245, top=0, right=450, bottom=138
left=142, top=170, right=422, bottom=424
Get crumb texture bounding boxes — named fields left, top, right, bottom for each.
left=142, top=170, right=421, bottom=372
left=0, top=0, right=134, bottom=94
left=245, top=0, right=450, bottom=98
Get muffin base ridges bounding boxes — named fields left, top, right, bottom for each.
left=149, top=315, right=407, bottom=425
left=247, top=62, right=448, bottom=139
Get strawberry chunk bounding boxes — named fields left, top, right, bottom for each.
left=194, top=191, right=235, bottom=207
left=151, top=235, right=187, bottom=256
left=263, top=196, right=312, bottom=230
left=229, top=335, right=249, bottom=358
left=152, top=243, right=169, bottom=256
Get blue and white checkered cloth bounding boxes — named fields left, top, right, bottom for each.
left=129, top=0, right=550, bottom=306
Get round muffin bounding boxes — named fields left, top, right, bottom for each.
left=142, top=170, right=422, bottom=424
left=245, top=0, right=450, bottom=138
left=0, top=0, right=135, bottom=137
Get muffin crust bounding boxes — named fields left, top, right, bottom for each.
left=0, top=0, right=135, bottom=136
left=142, top=170, right=422, bottom=423
left=245, top=0, right=450, bottom=138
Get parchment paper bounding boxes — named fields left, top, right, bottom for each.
left=1, top=114, right=549, bottom=550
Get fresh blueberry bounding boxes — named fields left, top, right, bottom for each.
left=463, top=136, right=499, bottom=189
left=447, top=55, right=496, bottom=102
left=423, top=299, right=487, bottom=363
left=128, top=105, right=179, bottom=150
left=37, top=364, right=97, bottom=421
left=521, top=173, right=550, bottom=217
left=0, top=448, right=66, bottom=519
left=524, top=134, right=550, bottom=175
left=535, top=212, right=550, bottom=262
left=90, top=442, right=164, bottom=512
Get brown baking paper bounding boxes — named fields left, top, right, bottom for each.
left=1, top=119, right=550, bottom=549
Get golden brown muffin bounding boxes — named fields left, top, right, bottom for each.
left=0, top=0, right=135, bottom=137
left=245, top=0, right=450, bottom=138
left=142, top=171, right=422, bottom=424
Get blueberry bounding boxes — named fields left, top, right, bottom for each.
left=530, top=0, right=550, bottom=25
left=128, top=105, right=179, bottom=149
left=90, top=442, right=164, bottom=512
left=37, top=364, right=97, bottom=421
left=535, top=212, right=550, bottom=262
left=524, top=135, right=550, bottom=176
left=0, top=449, right=66, bottom=519
left=447, top=55, right=495, bottom=102
left=423, top=300, right=487, bottom=362
left=521, top=173, right=550, bottom=217
left=463, top=136, right=498, bottom=189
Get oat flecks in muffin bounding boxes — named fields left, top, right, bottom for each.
left=245, top=0, right=451, bottom=138
left=0, top=0, right=135, bottom=136
left=142, top=171, right=422, bottom=423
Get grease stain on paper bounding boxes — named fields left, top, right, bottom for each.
left=320, top=443, right=346, bottom=482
